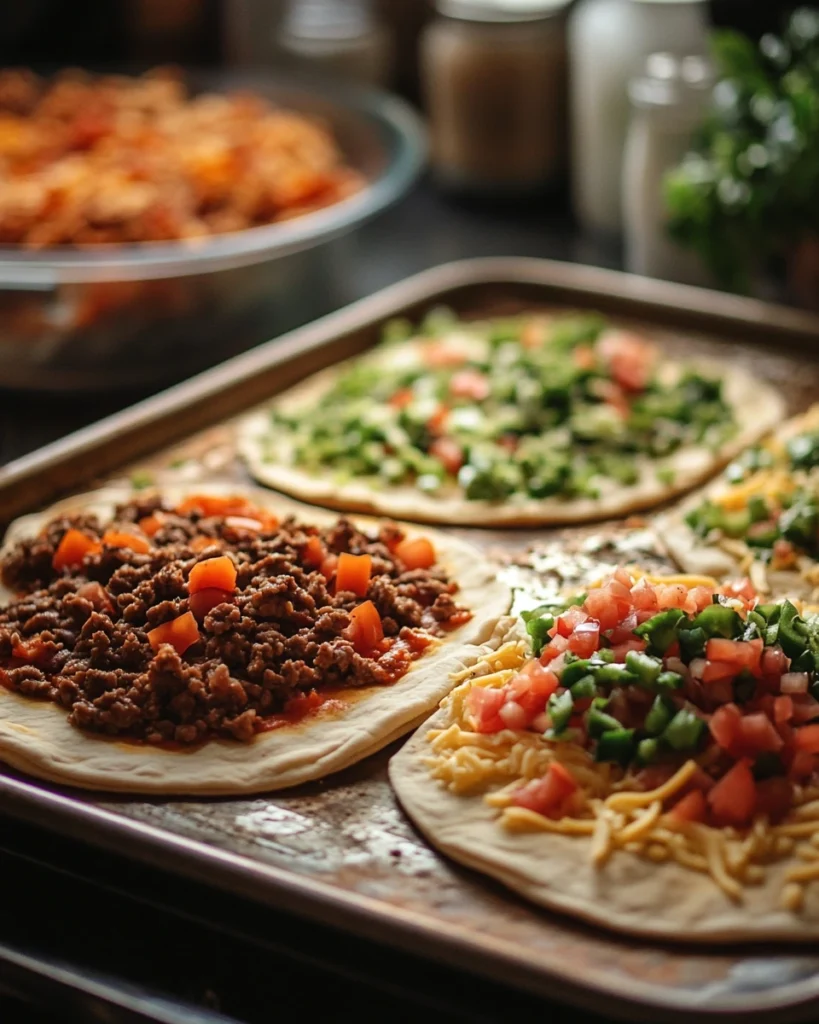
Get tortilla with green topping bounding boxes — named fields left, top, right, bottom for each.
left=239, top=311, right=784, bottom=526
left=660, top=405, right=819, bottom=600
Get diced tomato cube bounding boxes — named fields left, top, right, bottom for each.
left=567, top=621, right=600, bottom=658
left=610, top=638, right=647, bottom=663
left=656, top=584, right=689, bottom=610
left=346, top=600, right=384, bottom=654
left=449, top=369, right=490, bottom=401
left=102, top=530, right=151, bottom=555
left=762, top=645, right=790, bottom=677
left=790, top=694, right=819, bottom=724
left=540, top=633, right=569, bottom=664
left=555, top=606, right=589, bottom=638
left=705, top=638, right=762, bottom=675
left=720, top=578, right=757, bottom=602
left=630, top=578, right=659, bottom=612
left=709, top=703, right=742, bottom=751
left=794, top=724, right=819, bottom=754
left=597, top=331, right=655, bottom=392
left=395, top=537, right=436, bottom=570
left=467, top=686, right=507, bottom=734
left=188, top=555, right=237, bottom=595
left=511, top=761, right=578, bottom=818
left=688, top=586, right=715, bottom=613
left=774, top=695, right=794, bottom=724
left=52, top=529, right=102, bottom=571
left=507, top=661, right=559, bottom=714
left=499, top=701, right=529, bottom=730
left=335, top=552, right=373, bottom=597
left=737, top=713, right=784, bottom=755
left=583, top=587, right=621, bottom=632
left=429, top=436, right=464, bottom=476
left=666, top=788, right=707, bottom=824
left=708, top=759, right=757, bottom=827
left=147, top=611, right=200, bottom=657
left=789, top=749, right=817, bottom=780
left=302, top=535, right=325, bottom=568
left=320, top=554, right=338, bottom=581
left=701, top=660, right=737, bottom=684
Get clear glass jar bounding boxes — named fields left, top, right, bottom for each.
left=421, top=0, right=570, bottom=194
left=277, top=0, right=393, bottom=88
left=622, top=52, right=714, bottom=284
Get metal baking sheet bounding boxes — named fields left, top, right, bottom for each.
left=2, top=258, right=819, bottom=1023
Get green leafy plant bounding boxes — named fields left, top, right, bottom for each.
left=664, top=8, right=819, bottom=292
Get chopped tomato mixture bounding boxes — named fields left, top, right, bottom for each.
left=467, top=568, right=819, bottom=826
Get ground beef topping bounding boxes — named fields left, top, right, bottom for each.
left=0, top=494, right=471, bottom=745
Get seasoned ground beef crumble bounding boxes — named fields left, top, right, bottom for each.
left=0, top=496, right=470, bottom=745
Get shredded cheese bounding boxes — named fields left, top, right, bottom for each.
left=423, top=647, right=819, bottom=911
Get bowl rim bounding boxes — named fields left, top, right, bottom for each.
left=0, top=74, right=426, bottom=286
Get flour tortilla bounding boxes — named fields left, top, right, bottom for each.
left=389, top=697, right=819, bottom=942
left=658, top=406, right=819, bottom=599
left=0, top=483, right=512, bottom=795
left=238, top=339, right=785, bottom=527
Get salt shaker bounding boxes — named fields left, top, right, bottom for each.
left=622, top=52, right=714, bottom=284
left=568, top=0, right=709, bottom=235
left=420, top=0, right=570, bottom=194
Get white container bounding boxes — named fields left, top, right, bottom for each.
left=622, top=52, right=715, bottom=284
left=568, top=0, right=708, bottom=235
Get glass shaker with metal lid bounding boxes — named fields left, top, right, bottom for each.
left=421, top=0, right=570, bottom=194
left=622, top=51, right=715, bottom=284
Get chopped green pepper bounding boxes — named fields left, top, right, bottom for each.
left=634, top=608, right=686, bottom=655
left=644, top=694, right=676, bottom=736
left=662, top=709, right=706, bottom=751
left=678, top=626, right=707, bottom=662
left=547, top=690, right=574, bottom=735
left=593, top=663, right=639, bottom=687
left=586, top=705, right=623, bottom=738
left=595, top=728, right=636, bottom=765
left=520, top=606, right=556, bottom=656
left=624, top=650, right=663, bottom=688
left=692, top=603, right=743, bottom=639
left=560, top=659, right=594, bottom=688
left=569, top=675, right=597, bottom=700
left=637, top=737, right=661, bottom=765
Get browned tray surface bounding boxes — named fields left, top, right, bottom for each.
left=2, top=258, right=819, bottom=1023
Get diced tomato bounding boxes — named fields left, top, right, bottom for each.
left=554, top=606, right=589, bottom=638
left=422, top=342, right=467, bottom=368
left=389, top=388, right=414, bottom=409
left=507, top=660, right=559, bottom=714
left=567, top=621, right=600, bottom=658
left=754, top=776, right=793, bottom=823
left=467, top=685, right=507, bottom=733
left=630, top=578, right=659, bottom=612
left=497, top=434, right=519, bottom=453
left=188, top=555, right=237, bottom=595
left=429, top=436, right=464, bottom=475
left=709, top=703, right=742, bottom=751
left=701, top=660, right=737, bottom=684
left=302, top=536, right=325, bottom=568
left=610, top=638, right=646, bottom=662
left=688, top=586, right=715, bottom=613
left=147, top=611, right=200, bottom=656
left=666, top=788, right=707, bottom=824
left=499, top=701, right=528, bottom=730
left=426, top=404, right=449, bottom=435
left=708, top=759, right=757, bottom=827
left=609, top=612, right=639, bottom=644
left=539, top=633, right=569, bottom=664
left=772, top=538, right=797, bottom=567
left=613, top=568, right=636, bottom=588
left=656, top=584, right=689, bottom=610
left=705, top=638, right=763, bottom=675
left=774, top=695, right=794, bottom=724
left=449, top=369, right=490, bottom=401
left=189, top=587, right=232, bottom=620
left=521, top=319, right=548, bottom=348
left=102, top=530, right=151, bottom=555
left=597, top=331, right=655, bottom=392
left=176, top=495, right=252, bottom=518
left=790, top=694, right=819, bottom=724
left=511, top=761, right=578, bottom=818
left=583, top=587, right=622, bottom=632
left=720, top=577, right=756, bottom=603
left=737, top=713, right=784, bottom=755
left=138, top=513, right=165, bottom=537
left=282, top=690, right=324, bottom=718
left=320, top=554, right=338, bottom=580
left=794, top=724, right=819, bottom=754
left=346, top=600, right=384, bottom=654
left=762, top=645, right=789, bottom=677
left=52, top=529, right=102, bottom=571
left=335, top=553, right=373, bottom=597
left=789, top=749, right=818, bottom=780
left=395, top=537, right=436, bottom=570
